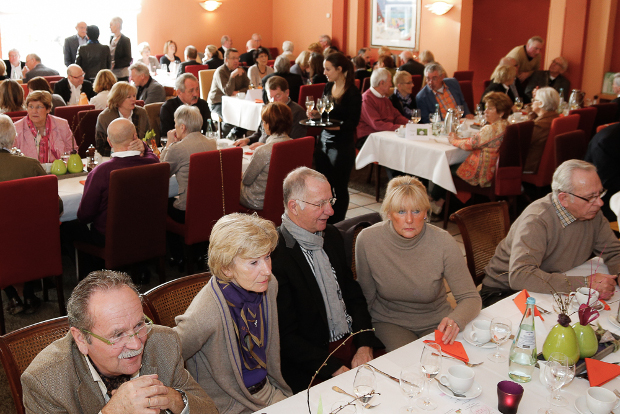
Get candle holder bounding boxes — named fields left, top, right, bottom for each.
left=497, top=381, right=524, bottom=414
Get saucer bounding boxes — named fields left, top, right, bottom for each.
left=463, top=330, right=495, bottom=349
left=575, top=396, right=591, bottom=414
left=437, top=380, right=482, bottom=400
left=571, top=296, right=603, bottom=312
left=608, top=315, right=620, bottom=330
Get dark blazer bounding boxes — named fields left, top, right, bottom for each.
left=271, top=224, right=383, bottom=393
left=53, top=77, right=96, bottom=103
left=177, top=60, right=201, bottom=77
left=109, top=33, right=132, bottom=70
left=524, top=70, right=571, bottom=101
left=416, top=77, right=470, bottom=123
left=399, top=59, right=425, bottom=77
left=76, top=43, right=111, bottom=80
left=218, top=46, right=226, bottom=58
left=239, top=50, right=255, bottom=67
left=203, top=57, right=223, bottom=70
left=480, top=81, right=516, bottom=105
left=23, top=64, right=59, bottom=83
left=160, top=96, right=211, bottom=136
left=389, top=90, right=417, bottom=117
left=585, top=122, right=620, bottom=221
left=261, top=71, right=304, bottom=104
left=3, top=60, right=25, bottom=79
left=613, top=97, right=620, bottom=121
left=63, top=34, right=82, bottom=66
left=355, top=69, right=371, bottom=83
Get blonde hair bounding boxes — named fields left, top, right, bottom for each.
left=492, top=65, right=517, bottom=84
left=93, top=69, right=117, bottom=93
left=394, top=70, right=412, bottom=86
left=419, top=50, right=435, bottom=65
left=380, top=176, right=431, bottom=219
left=107, top=81, right=136, bottom=110
left=208, top=213, right=278, bottom=282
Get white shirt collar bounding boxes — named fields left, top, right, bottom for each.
left=119, top=109, right=133, bottom=120
left=369, top=87, right=385, bottom=98
left=69, top=82, right=82, bottom=105
left=111, top=150, right=141, bottom=158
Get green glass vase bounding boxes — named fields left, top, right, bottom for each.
left=572, top=323, right=598, bottom=358
left=542, top=323, right=580, bottom=364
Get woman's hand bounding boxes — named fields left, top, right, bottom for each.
left=165, top=129, right=178, bottom=148
left=437, top=317, right=460, bottom=345
left=306, top=109, right=320, bottom=119
left=351, top=346, right=374, bottom=369
left=447, top=132, right=458, bottom=144
left=249, top=142, right=264, bottom=150
left=233, top=138, right=250, bottom=147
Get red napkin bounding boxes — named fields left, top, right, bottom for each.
left=455, top=191, right=472, bottom=204
left=585, top=358, right=620, bottom=386
left=512, top=290, right=544, bottom=321
left=424, top=330, right=469, bottom=363
left=254, top=99, right=263, bottom=103
left=600, top=299, right=611, bottom=311
left=79, top=180, right=86, bottom=185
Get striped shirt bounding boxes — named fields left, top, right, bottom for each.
left=552, top=194, right=576, bottom=228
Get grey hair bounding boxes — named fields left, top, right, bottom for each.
left=282, top=41, right=294, bottom=53
left=424, top=62, right=444, bottom=77
left=552, top=159, right=597, bottom=196
left=555, top=56, right=568, bottom=72
left=370, top=67, right=390, bottom=87
left=528, top=36, right=544, bottom=45
left=319, top=35, right=332, bottom=46
left=613, top=73, right=620, bottom=87
left=129, top=61, right=149, bottom=76
left=536, top=87, right=560, bottom=112
left=0, top=114, right=16, bottom=149
left=274, top=55, right=290, bottom=73
left=400, top=50, right=413, bottom=62
left=8, top=48, right=20, bottom=57
left=27, top=54, right=41, bottom=63
left=138, top=42, right=151, bottom=55
left=221, top=35, right=230, bottom=46
left=174, top=105, right=203, bottom=133
left=111, top=16, right=123, bottom=29
left=175, top=73, right=198, bottom=92
left=394, top=70, right=412, bottom=86
left=283, top=167, right=328, bottom=213
left=67, top=270, right=139, bottom=342
left=225, top=48, right=238, bottom=60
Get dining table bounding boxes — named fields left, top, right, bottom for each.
left=253, top=259, right=620, bottom=414
left=222, top=95, right=264, bottom=131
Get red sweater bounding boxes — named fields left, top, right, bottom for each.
left=356, top=88, right=409, bottom=138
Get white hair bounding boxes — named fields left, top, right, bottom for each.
left=174, top=105, right=203, bottom=133
left=370, top=68, right=390, bottom=87
left=175, top=73, right=198, bottom=91
left=613, top=73, right=620, bottom=87
left=424, top=62, right=445, bottom=77
left=536, top=87, right=560, bottom=112
left=282, top=41, right=294, bottom=53
left=0, top=114, right=17, bottom=149
left=552, top=160, right=597, bottom=196
left=111, top=16, right=123, bottom=29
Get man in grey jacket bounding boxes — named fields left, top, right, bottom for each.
left=131, top=61, right=166, bottom=104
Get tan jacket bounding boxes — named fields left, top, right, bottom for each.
left=524, top=111, right=560, bottom=173
left=506, top=45, right=542, bottom=75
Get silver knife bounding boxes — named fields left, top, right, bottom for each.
left=367, top=364, right=399, bottom=383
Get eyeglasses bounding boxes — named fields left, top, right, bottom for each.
left=70, top=73, right=85, bottom=79
left=297, top=197, right=337, bottom=209
left=563, top=189, right=607, bottom=203
left=81, top=314, right=153, bottom=348
left=27, top=105, right=46, bottom=110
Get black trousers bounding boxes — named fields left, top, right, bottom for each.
left=314, top=143, right=355, bottom=223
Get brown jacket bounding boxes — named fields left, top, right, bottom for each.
left=524, top=111, right=560, bottom=173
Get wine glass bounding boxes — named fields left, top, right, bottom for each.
left=324, top=95, right=334, bottom=124
left=305, top=96, right=315, bottom=123
left=411, top=109, right=421, bottom=124
left=456, top=105, right=465, bottom=119
left=399, top=366, right=424, bottom=413
left=316, top=97, right=326, bottom=123
left=488, top=317, right=512, bottom=362
left=514, top=97, right=524, bottom=112
left=537, top=356, right=569, bottom=414
left=475, top=104, right=484, bottom=123
left=418, top=342, right=442, bottom=410
left=353, top=365, right=376, bottom=412
left=546, top=352, right=573, bottom=407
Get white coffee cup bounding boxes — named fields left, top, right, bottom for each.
left=570, top=287, right=599, bottom=306
left=237, top=92, right=246, bottom=100
left=396, top=125, right=406, bottom=137
left=471, top=320, right=491, bottom=344
left=440, top=365, right=474, bottom=394
left=586, top=387, right=620, bottom=414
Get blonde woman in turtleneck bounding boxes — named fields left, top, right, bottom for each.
left=355, top=176, right=481, bottom=352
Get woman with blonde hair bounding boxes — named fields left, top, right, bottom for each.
left=355, top=175, right=481, bottom=351
left=480, top=65, right=519, bottom=104
left=94, top=81, right=150, bottom=155
left=0, top=79, right=25, bottom=113
left=291, top=50, right=310, bottom=84
left=524, top=87, right=561, bottom=173
left=137, top=42, right=160, bottom=73
left=89, top=69, right=117, bottom=110
left=202, top=45, right=223, bottom=70
left=175, top=213, right=292, bottom=413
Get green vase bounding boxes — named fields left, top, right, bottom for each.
left=67, top=153, right=83, bottom=174
left=572, top=323, right=598, bottom=358
left=542, top=323, right=580, bottom=364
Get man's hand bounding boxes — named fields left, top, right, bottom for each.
left=332, top=365, right=350, bottom=377
left=587, top=273, right=618, bottom=300
left=351, top=346, right=374, bottom=369
left=437, top=317, right=460, bottom=344
left=231, top=68, right=244, bottom=78
left=102, top=374, right=171, bottom=414
left=233, top=138, right=250, bottom=147
left=249, top=142, right=264, bottom=150
left=165, top=129, right=179, bottom=148
left=128, top=139, right=146, bottom=156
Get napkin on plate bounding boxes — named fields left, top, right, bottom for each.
left=585, top=358, right=620, bottom=386
left=424, top=330, right=469, bottom=363
left=79, top=180, right=86, bottom=185
left=513, top=289, right=544, bottom=321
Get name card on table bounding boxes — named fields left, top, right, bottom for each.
left=405, top=123, right=431, bottom=140
left=245, top=89, right=264, bottom=101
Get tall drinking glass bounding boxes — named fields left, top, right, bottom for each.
left=411, top=109, right=421, bottom=124
left=537, top=356, right=569, bottom=414
left=324, top=95, right=334, bottom=123
left=400, top=366, right=424, bottom=413
left=316, top=98, right=326, bottom=123
left=419, top=342, right=442, bottom=410
left=488, top=317, right=512, bottom=362
left=353, top=365, right=377, bottom=412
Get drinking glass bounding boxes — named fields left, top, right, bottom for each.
left=411, top=109, right=421, bottom=124
left=456, top=105, right=465, bottom=119
left=316, top=97, right=326, bottom=122
left=546, top=353, right=573, bottom=407
left=419, top=342, right=442, bottom=410
left=537, top=357, right=569, bottom=414
left=399, top=366, right=424, bottom=413
left=514, top=97, right=523, bottom=111
left=324, top=95, right=334, bottom=123
left=305, top=96, right=315, bottom=112
left=488, top=317, right=512, bottom=362
left=476, top=104, right=484, bottom=123
left=353, top=365, right=376, bottom=412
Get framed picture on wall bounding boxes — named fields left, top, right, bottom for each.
left=371, top=0, right=422, bottom=50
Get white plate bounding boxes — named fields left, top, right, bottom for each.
left=608, top=315, right=620, bottom=330
left=575, top=395, right=591, bottom=414
left=462, top=329, right=495, bottom=349
left=437, top=380, right=482, bottom=400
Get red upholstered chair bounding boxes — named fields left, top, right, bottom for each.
left=0, top=316, right=70, bottom=414
left=0, top=176, right=66, bottom=335
left=361, top=77, right=371, bottom=93
left=74, top=109, right=103, bottom=157
left=268, top=47, right=279, bottom=59
left=185, top=64, right=209, bottom=78
left=411, top=75, right=422, bottom=98
left=554, top=130, right=588, bottom=166
left=5, top=110, right=27, bottom=118
left=596, top=122, right=619, bottom=133
left=20, top=84, right=28, bottom=97
left=453, top=70, right=474, bottom=81
left=568, top=106, right=597, bottom=142
left=74, top=163, right=170, bottom=283
left=266, top=60, right=275, bottom=68
left=298, top=84, right=326, bottom=137
left=244, top=136, right=315, bottom=226
left=443, top=123, right=523, bottom=228
left=516, top=120, right=534, bottom=168
left=591, top=103, right=618, bottom=136
left=522, top=114, right=580, bottom=188
left=458, top=80, right=475, bottom=115
left=166, top=148, right=242, bottom=275
left=135, top=100, right=145, bottom=107
left=49, top=80, right=58, bottom=90
left=42, top=75, right=63, bottom=83
left=155, top=54, right=164, bottom=61
left=354, top=79, right=360, bottom=89
left=54, top=104, right=95, bottom=134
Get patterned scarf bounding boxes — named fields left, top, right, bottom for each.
left=395, top=89, right=413, bottom=118
left=26, top=115, right=54, bottom=163
left=433, top=83, right=458, bottom=119
left=88, top=356, right=131, bottom=397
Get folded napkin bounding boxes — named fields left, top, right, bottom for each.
left=585, top=358, right=620, bottom=386
left=513, top=289, right=544, bottom=321
left=424, top=330, right=469, bottom=363
left=79, top=180, right=86, bottom=185
left=254, top=99, right=263, bottom=103
left=599, top=299, right=611, bottom=311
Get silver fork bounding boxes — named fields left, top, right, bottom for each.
left=436, top=353, right=484, bottom=367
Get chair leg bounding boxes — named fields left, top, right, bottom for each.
left=42, top=279, right=49, bottom=302
left=0, top=295, right=5, bottom=335
left=366, top=164, right=374, bottom=183
left=55, top=275, right=66, bottom=316
left=157, top=256, right=166, bottom=285
left=375, top=165, right=381, bottom=202
left=443, top=192, right=452, bottom=229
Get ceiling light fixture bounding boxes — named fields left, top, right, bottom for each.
left=200, top=0, right=221, bottom=11
left=425, top=1, right=454, bottom=15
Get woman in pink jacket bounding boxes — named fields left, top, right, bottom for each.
left=13, top=90, right=76, bottom=162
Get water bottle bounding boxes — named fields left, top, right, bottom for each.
left=206, top=119, right=214, bottom=138
left=557, top=88, right=567, bottom=114
left=431, top=104, right=442, bottom=136
left=508, top=297, right=537, bottom=383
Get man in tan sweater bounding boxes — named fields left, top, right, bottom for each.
left=481, top=160, right=620, bottom=307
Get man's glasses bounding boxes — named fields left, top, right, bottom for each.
left=297, top=197, right=337, bottom=209
left=81, top=314, right=153, bottom=348
left=70, top=73, right=85, bottom=79
left=563, top=189, right=607, bottom=204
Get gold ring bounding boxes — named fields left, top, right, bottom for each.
left=148, top=397, right=151, bottom=407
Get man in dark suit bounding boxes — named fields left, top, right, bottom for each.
left=218, top=35, right=232, bottom=58
left=261, top=55, right=303, bottom=104
left=585, top=122, right=620, bottom=221
left=4, top=49, right=25, bottom=80
left=160, top=73, right=210, bottom=136
left=271, top=167, right=383, bottom=393
left=525, top=56, right=571, bottom=101
left=176, top=45, right=201, bottom=78
left=23, top=54, right=60, bottom=82
left=54, top=64, right=96, bottom=105
left=63, top=22, right=88, bottom=67
left=75, top=25, right=110, bottom=81
left=398, top=50, right=425, bottom=77
left=239, top=39, right=256, bottom=66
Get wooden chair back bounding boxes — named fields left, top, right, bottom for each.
left=199, top=69, right=216, bottom=100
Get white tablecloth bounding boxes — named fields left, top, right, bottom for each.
left=355, top=130, right=470, bottom=194
left=222, top=96, right=263, bottom=130
left=254, top=259, right=620, bottom=414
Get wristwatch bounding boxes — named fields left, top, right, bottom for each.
left=164, top=388, right=187, bottom=414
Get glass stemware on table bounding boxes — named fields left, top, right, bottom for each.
left=353, top=364, right=377, bottom=412
left=399, top=366, right=425, bottom=413
left=538, top=352, right=573, bottom=414
left=456, top=105, right=465, bottom=120
left=316, top=97, right=326, bottom=123
left=419, top=342, right=442, bottom=410
left=324, top=95, right=334, bottom=123
left=489, top=317, right=512, bottom=362
left=410, top=109, right=421, bottom=124
left=305, top=96, right=315, bottom=113
left=514, top=97, right=524, bottom=111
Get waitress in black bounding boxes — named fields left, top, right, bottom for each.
left=312, top=52, right=361, bottom=223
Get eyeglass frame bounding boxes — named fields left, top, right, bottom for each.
left=296, top=197, right=337, bottom=209
left=562, top=189, right=607, bottom=204
left=80, top=314, right=154, bottom=347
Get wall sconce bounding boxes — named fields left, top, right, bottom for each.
left=200, top=0, right=221, bottom=11
left=425, top=1, right=453, bottom=15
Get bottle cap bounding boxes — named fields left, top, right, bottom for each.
left=526, top=297, right=536, bottom=305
